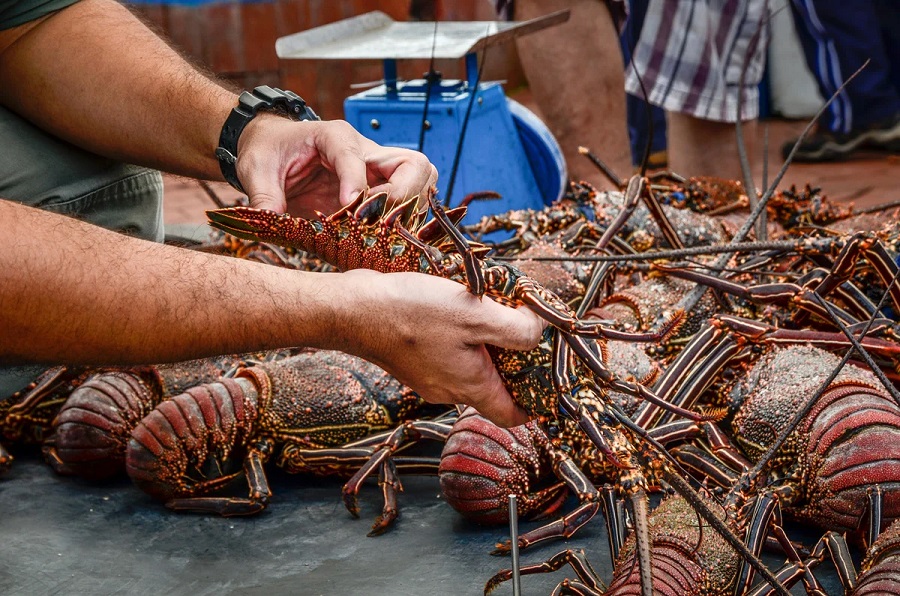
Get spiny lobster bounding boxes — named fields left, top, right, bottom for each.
left=125, top=350, right=443, bottom=520
left=716, top=342, right=900, bottom=538
left=631, top=312, right=900, bottom=541
left=206, top=188, right=793, bottom=596
left=0, top=366, right=93, bottom=473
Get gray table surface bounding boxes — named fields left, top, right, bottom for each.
left=0, top=448, right=845, bottom=595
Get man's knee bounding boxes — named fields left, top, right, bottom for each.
left=40, top=165, right=166, bottom=243
left=0, top=105, right=165, bottom=242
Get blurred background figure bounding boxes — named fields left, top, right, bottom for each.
left=624, top=0, right=770, bottom=179
left=493, top=0, right=633, bottom=190
left=786, top=0, right=900, bottom=161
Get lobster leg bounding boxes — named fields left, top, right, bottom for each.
left=561, top=332, right=710, bottom=423
left=634, top=176, right=685, bottom=250
left=549, top=348, right=657, bottom=595
left=368, top=458, right=401, bottom=537
left=166, top=445, right=272, bottom=516
left=340, top=418, right=453, bottom=532
left=810, top=232, right=900, bottom=318
left=654, top=262, right=862, bottom=327
left=736, top=491, right=827, bottom=596
left=811, top=531, right=858, bottom=593
left=483, top=549, right=606, bottom=596
left=867, top=485, right=885, bottom=548
left=431, top=186, right=682, bottom=347
left=490, top=446, right=620, bottom=557
left=494, top=418, right=731, bottom=558
left=426, top=187, right=485, bottom=296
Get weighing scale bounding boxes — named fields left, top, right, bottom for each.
left=276, top=10, right=570, bottom=226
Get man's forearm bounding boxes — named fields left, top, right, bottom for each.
left=0, top=201, right=340, bottom=365
left=0, top=0, right=234, bottom=180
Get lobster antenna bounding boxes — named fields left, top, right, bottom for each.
left=859, top=198, right=900, bottom=214
left=813, top=288, right=900, bottom=407
left=726, top=269, right=899, bottom=503
left=493, top=239, right=799, bottom=262
left=578, top=146, right=624, bottom=189
left=417, top=20, right=440, bottom=153
left=675, top=59, right=871, bottom=316
left=445, top=25, right=491, bottom=207
left=196, top=179, right=227, bottom=208
left=761, top=123, right=769, bottom=193
left=734, top=59, right=868, bottom=244
left=732, top=12, right=769, bottom=242
left=611, top=406, right=791, bottom=596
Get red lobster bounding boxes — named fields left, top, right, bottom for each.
left=633, top=316, right=900, bottom=542
left=125, top=350, right=442, bottom=519
left=485, top=490, right=825, bottom=595
left=0, top=366, right=93, bottom=473
left=43, top=352, right=287, bottom=480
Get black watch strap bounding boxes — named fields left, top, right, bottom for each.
left=216, top=85, right=320, bottom=193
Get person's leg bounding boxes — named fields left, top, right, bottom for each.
left=513, top=0, right=632, bottom=189
left=0, top=104, right=164, bottom=398
left=0, top=105, right=164, bottom=242
left=625, top=0, right=767, bottom=179
left=620, top=0, right=668, bottom=168
left=786, top=0, right=900, bottom=159
left=667, top=112, right=756, bottom=178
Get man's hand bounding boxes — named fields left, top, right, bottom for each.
left=324, top=270, right=546, bottom=428
left=236, top=115, right=438, bottom=218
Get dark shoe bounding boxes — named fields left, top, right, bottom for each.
left=646, top=149, right=668, bottom=169
left=781, top=112, right=900, bottom=162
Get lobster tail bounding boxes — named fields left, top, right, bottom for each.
left=732, top=345, right=900, bottom=534
left=856, top=519, right=900, bottom=595
left=606, top=495, right=736, bottom=596
left=45, top=371, right=162, bottom=480
left=126, top=376, right=262, bottom=502
left=802, top=383, right=900, bottom=533
left=207, top=206, right=319, bottom=254
left=438, top=408, right=566, bottom=525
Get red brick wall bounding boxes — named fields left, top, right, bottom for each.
left=130, top=0, right=525, bottom=120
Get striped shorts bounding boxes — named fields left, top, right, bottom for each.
left=624, top=0, right=769, bottom=122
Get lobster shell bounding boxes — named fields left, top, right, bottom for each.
left=438, top=407, right=567, bottom=525
left=731, top=345, right=900, bottom=534
left=47, top=370, right=162, bottom=480
left=856, top=518, right=900, bottom=595
left=126, top=376, right=261, bottom=502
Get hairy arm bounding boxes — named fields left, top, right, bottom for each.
left=0, top=0, right=231, bottom=179
left=0, top=0, right=437, bottom=211
left=1, top=202, right=541, bottom=425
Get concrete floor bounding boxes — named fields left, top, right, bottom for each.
left=0, top=448, right=844, bottom=595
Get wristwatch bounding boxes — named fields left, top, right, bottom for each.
left=216, top=85, right=320, bottom=193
